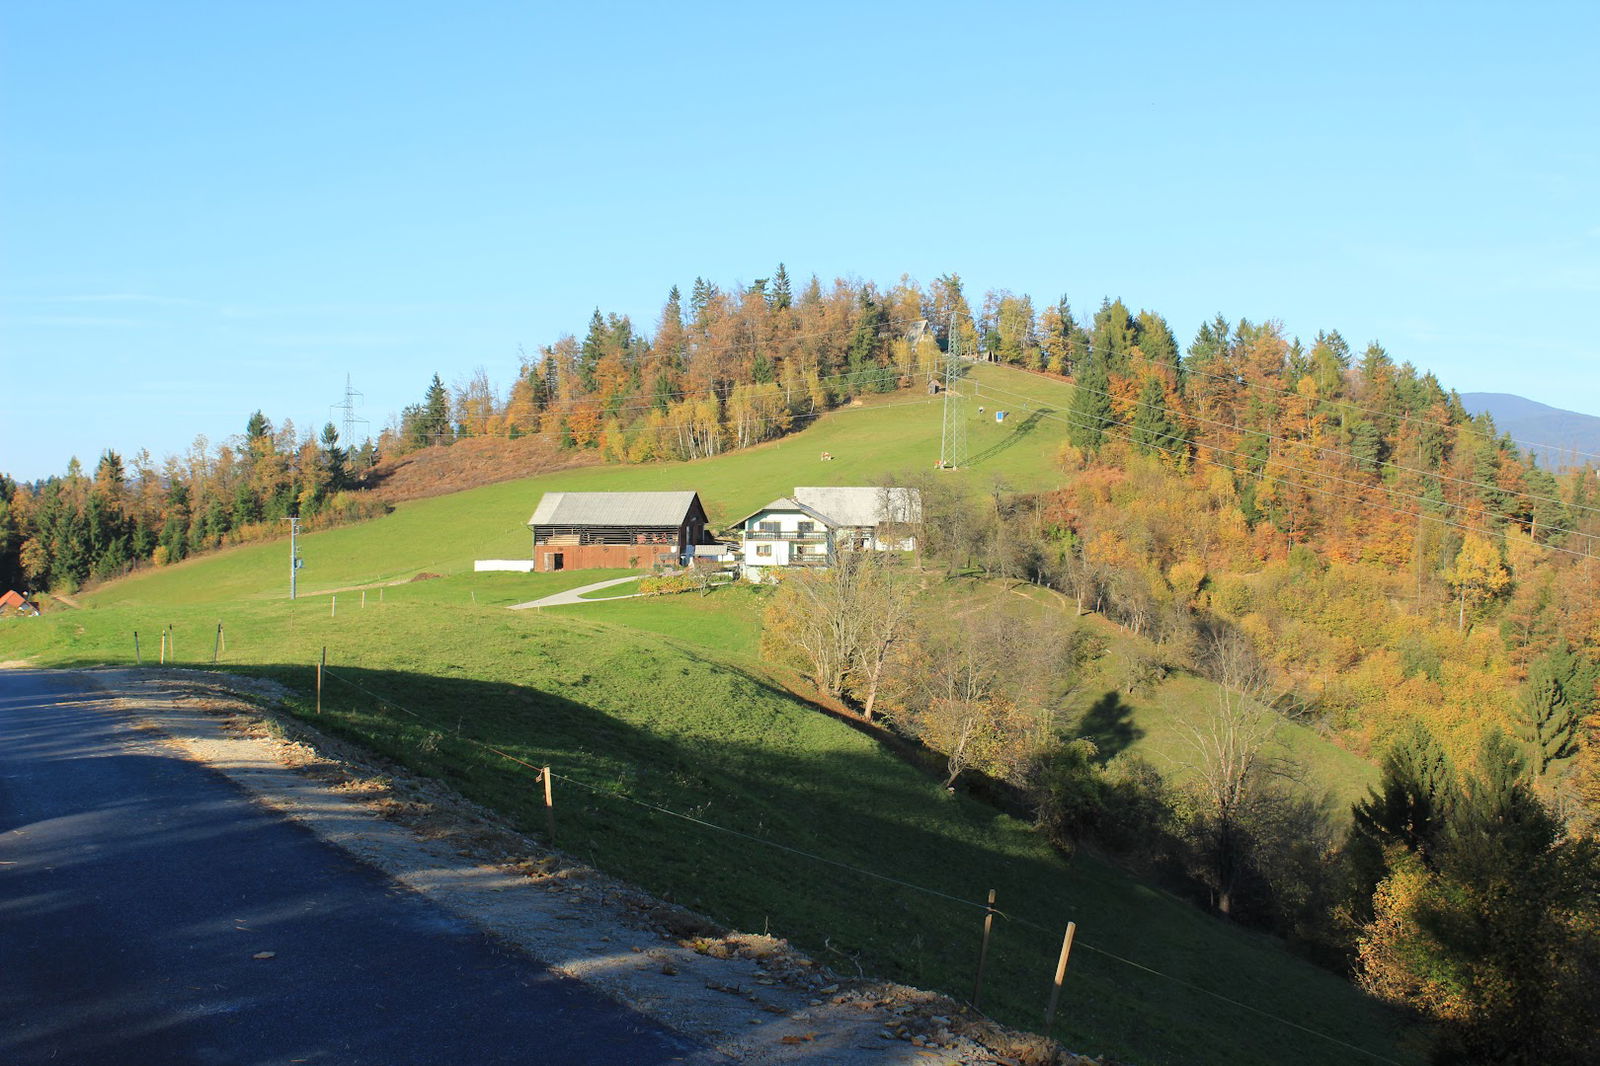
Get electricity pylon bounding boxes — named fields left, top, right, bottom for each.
left=330, top=374, right=368, bottom=447
left=939, top=321, right=968, bottom=469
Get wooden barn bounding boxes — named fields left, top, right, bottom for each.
left=527, top=491, right=712, bottom=572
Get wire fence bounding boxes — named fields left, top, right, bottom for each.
left=314, top=659, right=1406, bottom=1066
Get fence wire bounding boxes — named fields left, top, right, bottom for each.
left=317, top=662, right=1405, bottom=1066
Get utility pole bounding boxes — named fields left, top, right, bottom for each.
left=939, top=312, right=969, bottom=470
left=284, top=517, right=301, bottom=599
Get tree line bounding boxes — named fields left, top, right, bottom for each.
left=0, top=415, right=383, bottom=593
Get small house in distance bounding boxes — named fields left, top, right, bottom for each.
left=736, top=486, right=920, bottom=581
left=0, top=589, right=39, bottom=617
left=527, top=491, right=712, bottom=572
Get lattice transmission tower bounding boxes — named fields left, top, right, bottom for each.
left=939, top=319, right=969, bottom=469
left=330, top=374, right=368, bottom=447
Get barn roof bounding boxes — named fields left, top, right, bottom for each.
left=528, top=491, right=702, bottom=527
left=792, top=486, right=921, bottom=527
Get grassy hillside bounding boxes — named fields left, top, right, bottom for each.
left=2, top=366, right=1415, bottom=1065
left=84, top=364, right=1074, bottom=609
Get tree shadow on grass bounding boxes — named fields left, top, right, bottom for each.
left=1077, top=689, right=1144, bottom=762
left=965, top=408, right=1051, bottom=467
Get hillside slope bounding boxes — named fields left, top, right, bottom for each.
left=2, top=364, right=1417, bottom=1065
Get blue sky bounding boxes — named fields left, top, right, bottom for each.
left=3, top=2, right=1597, bottom=481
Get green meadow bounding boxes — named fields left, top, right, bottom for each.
left=1, top=364, right=1414, bottom=1065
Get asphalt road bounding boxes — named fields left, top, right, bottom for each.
left=0, top=669, right=713, bottom=1066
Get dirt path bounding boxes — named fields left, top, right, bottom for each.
left=62, top=667, right=1081, bottom=1066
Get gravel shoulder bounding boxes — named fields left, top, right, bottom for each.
left=80, top=666, right=1085, bottom=1066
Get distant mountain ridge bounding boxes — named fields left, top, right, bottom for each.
left=1459, top=392, right=1600, bottom=471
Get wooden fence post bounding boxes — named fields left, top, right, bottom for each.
left=361, top=590, right=366, bottom=609
left=317, top=647, right=326, bottom=714
left=212, top=622, right=223, bottom=664
left=973, top=889, right=997, bottom=1010
left=160, top=627, right=167, bottom=665
left=542, top=766, right=556, bottom=844
left=1044, top=921, right=1077, bottom=1032
left=331, top=595, right=336, bottom=618
left=133, top=630, right=142, bottom=665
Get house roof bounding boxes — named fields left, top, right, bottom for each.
left=792, top=486, right=921, bottom=527
left=528, top=491, right=702, bottom=527
left=731, top=497, right=839, bottom=529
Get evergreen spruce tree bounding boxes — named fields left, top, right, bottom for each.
left=1067, top=351, right=1113, bottom=453
left=578, top=308, right=606, bottom=391
left=769, top=262, right=792, bottom=310
left=1348, top=721, right=1458, bottom=920
left=1517, top=643, right=1588, bottom=773
left=423, top=374, right=451, bottom=445
left=1135, top=310, right=1182, bottom=389
left=1130, top=376, right=1181, bottom=459
left=1089, top=297, right=1136, bottom=372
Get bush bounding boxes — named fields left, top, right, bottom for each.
left=639, top=574, right=701, bottom=596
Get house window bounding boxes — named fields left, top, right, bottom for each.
left=758, top=521, right=780, bottom=533
left=755, top=544, right=772, bottom=557
left=797, top=521, right=814, bottom=535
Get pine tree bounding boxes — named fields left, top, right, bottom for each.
left=1089, top=298, right=1136, bottom=371
left=769, top=262, right=792, bottom=310
left=423, top=374, right=451, bottom=444
left=1135, top=310, right=1182, bottom=388
left=1347, top=721, right=1458, bottom=921
left=1130, top=375, right=1181, bottom=459
left=578, top=308, right=606, bottom=392
left=1518, top=644, right=1587, bottom=773
left=319, top=422, right=348, bottom=493
left=1067, top=351, right=1113, bottom=453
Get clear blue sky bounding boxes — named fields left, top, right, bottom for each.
left=3, top=2, right=1596, bottom=482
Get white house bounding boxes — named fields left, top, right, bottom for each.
left=734, top=486, right=921, bottom=581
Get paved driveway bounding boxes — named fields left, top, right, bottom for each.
left=507, top=575, right=643, bottom=610
left=0, top=669, right=712, bottom=1066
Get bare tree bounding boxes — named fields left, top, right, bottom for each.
left=1175, top=628, right=1294, bottom=917
left=760, top=552, right=915, bottom=720
left=848, top=554, right=917, bottom=721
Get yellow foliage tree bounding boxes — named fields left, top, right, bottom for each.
left=1444, top=534, right=1511, bottom=631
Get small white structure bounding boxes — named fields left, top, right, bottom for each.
left=734, top=486, right=921, bottom=581
left=474, top=559, right=536, bottom=572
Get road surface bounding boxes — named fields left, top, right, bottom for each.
left=0, top=668, right=715, bottom=1066
left=508, top=575, right=643, bottom=610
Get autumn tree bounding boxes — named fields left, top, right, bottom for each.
left=1356, top=730, right=1600, bottom=1065
left=759, top=551, right=916, bottom=720
left=1444, top=533, right=1511, bottom=630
